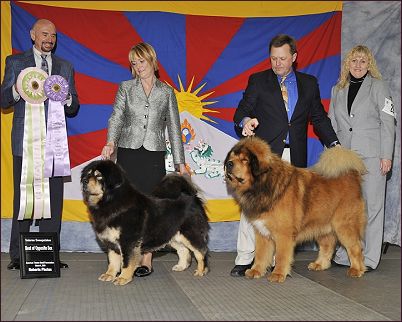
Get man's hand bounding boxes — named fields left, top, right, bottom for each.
left=242, top=118, right=259, bottom=136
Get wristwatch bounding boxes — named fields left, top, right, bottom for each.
left=329, top=140, right=341, bottom=148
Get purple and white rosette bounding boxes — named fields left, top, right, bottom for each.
left=44, top=75, right=69, bottom=102
left=44, top=75, right=71, bottom=178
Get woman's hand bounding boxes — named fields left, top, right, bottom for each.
left=380, top=159, right=392, bottom=176
left=101, top=142, right=115, bottom=160
left=177, top=163, right=193, bottom=176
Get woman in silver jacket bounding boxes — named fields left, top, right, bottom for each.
left=101, top=42, right=190, bottom=277
left=328, top=45, right=395, bottom=271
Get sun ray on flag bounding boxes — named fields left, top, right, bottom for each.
left=166, top=76, right=219, bottom=123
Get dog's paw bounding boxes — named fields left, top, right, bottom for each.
left=307, top=262, right=331, bottom=271
left=98, top=273, right=115, bottom=282
left=268, top=272, right=286, bottom=283
left=347, top=267, right=365, bottom=278
left=172, top=264, right=187, bottom=272
left=245, top=268, right=264, bottom=279
left=193, top=267, right=208, bottom=277
left=113, top=276, right=132, bottom=286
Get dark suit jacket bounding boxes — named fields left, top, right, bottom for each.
left=234, top=69, right=338, bottom=167
left=0, top=49, right=79, bottom=157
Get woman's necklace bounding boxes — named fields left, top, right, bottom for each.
left=350, top=79, right=364, bottom=84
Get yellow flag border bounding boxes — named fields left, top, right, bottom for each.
left=20, top=1, right=342, bottom=17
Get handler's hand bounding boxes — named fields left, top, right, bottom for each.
left=101, top=142, right=115, bottom=160
left=178, top=163, right=193, bottom=177
left=242, top=118, right=259, bottom=136
left=380, top=158, right=392, bottom=176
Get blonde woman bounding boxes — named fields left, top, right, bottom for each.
left=328, top=45, right=395, bottom=271
left=102, top=43, right=189, bottom=277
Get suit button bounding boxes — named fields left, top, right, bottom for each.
left=350, top=114, right=354, bottom=118
left=282, top=139, right=286, bottom=143
left=288, top=122, right=291, bottom=127
left=349, top=128, right=352, bottom=131
left=145, top=104, right=149, bottom=108
left=144, top=125, right=146, bottom=129
left=144, top=115, right=147, bottom=118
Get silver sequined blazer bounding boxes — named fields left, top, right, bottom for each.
left=107, top=77, right=185, bottom=164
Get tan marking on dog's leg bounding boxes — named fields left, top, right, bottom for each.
left=335, top=226, right=366, bottom=278
left=170, top=240, right=191, bottom=271
left=268, top=235, right=294, bottom=283
left=344, top=241, right=366, bottom=278
left=114, top=246, right=142, bottom=286
left=308, top=233, right=336, bottom=271
left=99, top=250, right=121, bottom=282
left=172, top=233, right=208, bottom=277
left=245, top=231, right=272, bottom=279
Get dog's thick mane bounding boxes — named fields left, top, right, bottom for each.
left=238, top=145, right=296, bottom=219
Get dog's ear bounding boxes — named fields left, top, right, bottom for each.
left=248, top=148, right=269, bottom=178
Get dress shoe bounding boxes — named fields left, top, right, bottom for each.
left=7, top=260, right=20, bottom=270
left=230, top=263, right=252, bottom=277
left=59, top=261, right=69, bottom=269
left=366, top=267, right=375, bottom=272
left=134, top=265, right=153, bottom=277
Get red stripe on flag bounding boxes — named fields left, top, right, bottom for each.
left=68, top=129, right=107, bottom=167
left=296, top=12, right=342, bottom=70
left=186, top=16, right=244, bottom=87
left=75, top=73, right=118, bottom=105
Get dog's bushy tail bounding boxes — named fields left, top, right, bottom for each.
left=313, top=146, right=367, bottom=178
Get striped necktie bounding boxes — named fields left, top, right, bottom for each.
left=280, top=76, right=288, bottom=112
left=41, top=54, right=49, bottom=74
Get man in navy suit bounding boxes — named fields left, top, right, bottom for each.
left=1, top=19, right=79, bottom=270
left=231, top=34, right=339, bottom=277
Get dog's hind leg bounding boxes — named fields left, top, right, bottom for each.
left=170, top=233, right=208, bottom=276
left=170, top=240, right=191, bottom=272
left=308, top=232, right=336, bottom=271
left=336, top=231, right=366, bottom=278
left=99, top=249, right=121, bottom=282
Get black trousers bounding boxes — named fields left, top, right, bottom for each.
left=9, top=156, right=64, bottom=260
left=117, top=146, right=166, bottom=194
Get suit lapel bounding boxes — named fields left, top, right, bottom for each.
left=350, top=75, right=371, bottom=114
left=22, top=49, right=36, bottom=69
left=51, top=55, right=61, bottom=76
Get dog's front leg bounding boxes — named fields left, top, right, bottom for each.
left=245, top=231, right=272, bottom=279
left=268, top=234, right=294, bottom=283
left=114, top=246, right=141, bottom=286
left=99, top=250, right=120, bottom=282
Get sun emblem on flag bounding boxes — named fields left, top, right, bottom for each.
left=167, top=76, right=219, bottom=123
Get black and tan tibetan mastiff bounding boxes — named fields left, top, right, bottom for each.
left=81, top=160, right=209, bottom=286
left=224, top=137, right=367, bottom=283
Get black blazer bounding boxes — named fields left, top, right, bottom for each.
left=234, top=69, right=338, bottom=167
left=0, top=49, right=79, bottom=157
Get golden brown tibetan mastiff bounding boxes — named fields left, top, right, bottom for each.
left=81, top=160, right=209, bottom=286
left=224, top=137, right=367, bottom=283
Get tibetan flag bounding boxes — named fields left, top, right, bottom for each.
left=1, top=1, right=342, bottom=222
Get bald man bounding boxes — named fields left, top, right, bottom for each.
left=1, top=19, right=80, bottom=270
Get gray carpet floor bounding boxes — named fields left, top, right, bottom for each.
left=1, top=245, right=400, bottom=321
